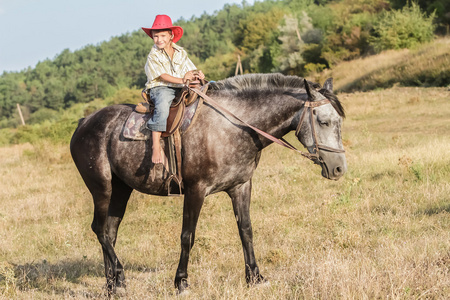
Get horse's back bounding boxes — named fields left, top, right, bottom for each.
left=72, top=104, right=133, bottom=137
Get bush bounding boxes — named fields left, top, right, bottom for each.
left=1, top=118, right=79, bottom=146
left=104, top=87, right=141, bottom=106
left=28, top=108, right=59, bottom=125
left=370, top=2, right=435, bottom=52
left=0, top=128, right=15, bottom=146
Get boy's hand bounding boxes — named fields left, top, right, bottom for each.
left=183, top=71, right=195, bottom=84
left=196, top=70, right=205, bottom=80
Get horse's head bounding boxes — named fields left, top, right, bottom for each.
left=296, top=79, right=347, bottom=180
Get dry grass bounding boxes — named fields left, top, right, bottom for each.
left=315, top=37, right=450, bottom=92
left=0, top=87, right=449, bottom=299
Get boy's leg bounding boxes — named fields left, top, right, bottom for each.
left=147, top=87, right=179, bottom=164
left=151, top=131, right=163, bottom=164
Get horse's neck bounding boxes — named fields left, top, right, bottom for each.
left=222, top=91, right=302, bottom=139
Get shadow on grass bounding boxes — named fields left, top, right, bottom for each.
left=419, top=203, right=450, bottom=215
left=6, top=258, right=159, bottom=296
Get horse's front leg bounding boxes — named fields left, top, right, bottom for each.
left=174, top=186, right=205, bottom=292
left=227, top=180, right=265, bottom=285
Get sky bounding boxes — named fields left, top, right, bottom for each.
left=0, top=0, right=255, bottom=74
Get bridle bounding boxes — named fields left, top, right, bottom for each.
left=188, top=86, right=345, bottom=163
left=294, top=98, right=345, bottom=163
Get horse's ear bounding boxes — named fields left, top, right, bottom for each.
left=323, top=78, right=333, bottom=92
left=305, top=79, right=326, bottom=101
left=304, top=79, right=313, bottom=99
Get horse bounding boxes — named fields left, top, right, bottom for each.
left=70, top=73, right=347, bottom=295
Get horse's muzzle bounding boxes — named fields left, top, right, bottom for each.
left=319, top=152, right=347, bottom=180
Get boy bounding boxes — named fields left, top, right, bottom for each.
left=142, top=15, right=205, bottom=164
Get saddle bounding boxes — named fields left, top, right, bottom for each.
left=123, top=77, right=209, bottom=196
left=135, top=79, right=208, bottom=137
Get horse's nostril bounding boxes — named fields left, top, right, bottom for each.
left=334, top=166, right=343, bottom=176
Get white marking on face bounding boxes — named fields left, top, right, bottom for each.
left=314, top=104, right=343, bottom=150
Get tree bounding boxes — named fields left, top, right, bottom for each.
left=389, top=0, right=450, bottom=32
left=272, top=14, right=307, bottom=74
left=370, top=2, right=436, bottom=52
left=235, top=8, right=286, bottom=52
left=43, top=78, right=65, bottom=110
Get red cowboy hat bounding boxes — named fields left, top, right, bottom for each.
left=142, top=15, right=183, bottom=43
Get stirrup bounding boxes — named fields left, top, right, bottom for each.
left=166, top=175, right=183, bottom=196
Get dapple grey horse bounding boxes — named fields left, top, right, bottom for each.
left=70, top=73, right=347, bottom=294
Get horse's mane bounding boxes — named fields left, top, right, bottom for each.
left=210, top=73, right=345, bottom=118
left=210, top=73, right=320, bottom=92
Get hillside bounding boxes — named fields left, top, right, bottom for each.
left=1, top=0, right=447, bottom=128
left=0, top=35, right=449, bottom=148
left=317, top=37, right=450, bottom=92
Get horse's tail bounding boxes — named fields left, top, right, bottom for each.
left=70, top=117, right=86, bottom=149
left=72, top=117, right=86, bottom=133
left=77, top=117, right=86, bottom=127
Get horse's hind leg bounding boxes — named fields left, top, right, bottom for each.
left=88, top=172, right=132, bottom=295
left=103, top=174, right=133, bottom=292
left=227, top=180, right=265, bottom=285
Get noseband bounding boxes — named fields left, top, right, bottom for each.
left=295, top=99, right=345, bottom=162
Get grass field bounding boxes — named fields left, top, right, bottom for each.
left=0, top=86, right=449, bottom=299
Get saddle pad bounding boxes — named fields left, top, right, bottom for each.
left=122, top=111, right=151, bottom=140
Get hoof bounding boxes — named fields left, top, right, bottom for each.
left=176, top=278, right=189, bottom=295
left=247, top=274, right=267, bottom=286
left=253, top=279, right=270, bottom=289
left=115, top=286, right=127, bottom=297
left=106, top=281, right=127, bottom=298
left=177, top=288, right=191, bottom=297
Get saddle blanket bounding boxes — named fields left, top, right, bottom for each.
left=122, top=112, right=151, bottom=140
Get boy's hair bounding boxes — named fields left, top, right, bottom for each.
left=151, top=29, right=173, bottom=37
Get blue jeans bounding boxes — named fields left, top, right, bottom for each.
left=146, top=86, right=181, bottom=132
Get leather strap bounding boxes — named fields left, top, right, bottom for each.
left=173, top=129, right=183, bottom=184
left=189, top=86, right=345, bottom=162
left=189, top=87, right=317, bottom=160
left=295, top=99, right=345, bottom=160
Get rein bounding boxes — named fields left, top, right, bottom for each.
left=189, top=86, right=344, bottom=162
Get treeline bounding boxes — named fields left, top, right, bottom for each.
left=0, top=0, right=447, bottom=128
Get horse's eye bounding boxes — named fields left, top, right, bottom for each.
left=318, top=120, right=330, bottom=127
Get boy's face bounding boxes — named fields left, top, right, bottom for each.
left=152, top=30, right=173, bottom=50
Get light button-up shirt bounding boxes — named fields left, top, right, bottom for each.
left=144, top=43, right=197, bottom=89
